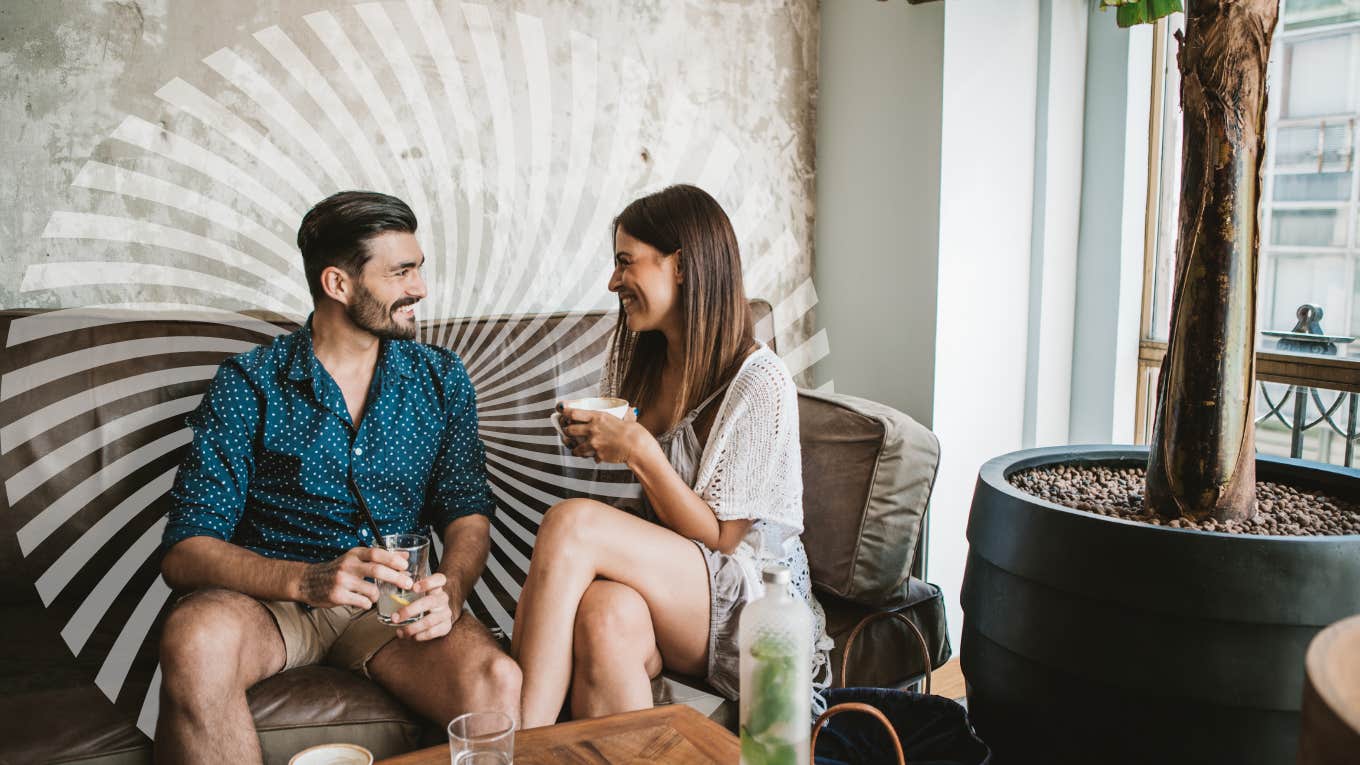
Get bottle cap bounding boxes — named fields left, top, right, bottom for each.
left=761, top=564, right=791, bottom=586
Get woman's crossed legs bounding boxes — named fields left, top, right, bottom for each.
left=512, top=497, right=712, bottom=728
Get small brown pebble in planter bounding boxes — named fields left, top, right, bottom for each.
left=1009, top=464, right=1359, bottom=537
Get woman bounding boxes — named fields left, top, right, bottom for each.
left=511, top=184, right=831, bottom=728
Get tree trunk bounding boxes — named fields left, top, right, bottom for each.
left=1145, top=0, right=1278, bottom=522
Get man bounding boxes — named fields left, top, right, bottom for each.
left=156, top=191, right=519, bottom=763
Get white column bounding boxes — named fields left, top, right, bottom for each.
left=1024, top=0, right=1090, bottom=449
left=931, top=0, right=1042, bottom=651
left=1069, top=11, right=1154, bottom=445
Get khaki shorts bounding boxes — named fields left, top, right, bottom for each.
left=261, top=600, right=398, bottom=678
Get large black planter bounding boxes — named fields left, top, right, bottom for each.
left=961, top=445, right=1360, bottom=765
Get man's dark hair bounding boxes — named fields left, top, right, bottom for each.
left=296, top=191, right=418, bottom=301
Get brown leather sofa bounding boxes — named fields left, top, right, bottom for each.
left=0, top=303, right=947, bottom=764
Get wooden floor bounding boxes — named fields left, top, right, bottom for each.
left=932, top=658, right=967, bottom=701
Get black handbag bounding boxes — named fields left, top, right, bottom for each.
left=811, top=612, right=991, bottom=765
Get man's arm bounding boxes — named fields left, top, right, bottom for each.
left=162, top=362, right=411, bottom=608
left=437, top=513, right=491, bottom=613
left=162, top=537, right=304, bottom=601
left=162, top=536, right=412, bottom=610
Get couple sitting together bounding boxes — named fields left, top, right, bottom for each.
left=156, top=185, right=833, bottom=763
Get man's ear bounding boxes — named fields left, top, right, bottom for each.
left=320, top=265, right=351, bottom=304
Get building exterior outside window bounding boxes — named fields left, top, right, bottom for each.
left=1141, top=0, right=1360, bottom=465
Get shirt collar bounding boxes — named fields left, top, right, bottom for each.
left=288, top=315, right=417, bottom=384
left=384, top=338, right=416, bottom=380
left=286, top=316, right=320, bottom=383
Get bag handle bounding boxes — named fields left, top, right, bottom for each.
left=839, top=610, right=933, bottom=695
left=810, top=702, right=906, bottom=765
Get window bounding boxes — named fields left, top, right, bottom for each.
left=1139, top=1, right=1360, bottom=466
left=1150, top=5, right=1360, bottom=348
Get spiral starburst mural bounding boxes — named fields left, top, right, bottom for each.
left=1, top=1, right=827, bottom=736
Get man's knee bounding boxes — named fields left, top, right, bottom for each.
left=158, top=591, right=265, bottom=696
left=482, top=651, right=522, bottom=699
left=446, top=640, right=521, bottom=703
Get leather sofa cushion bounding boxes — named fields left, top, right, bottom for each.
left=798, top=390, right=941, bottom=607
left=0, top=686, right=150, bottom=765
left=823, top=578, right=952, bottom=689
left=0, top=668, right=430, bottom=765
left=250, top=666, right=428, bottom=764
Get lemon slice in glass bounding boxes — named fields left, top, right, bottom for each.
left=389, top=593, right=411, bottom=607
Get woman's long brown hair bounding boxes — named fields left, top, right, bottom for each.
left=603, top=184, right=755, bottom=430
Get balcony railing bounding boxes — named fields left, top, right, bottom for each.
left=1136, top=341, right=1360, bottom=468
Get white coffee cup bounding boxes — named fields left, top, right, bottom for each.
left=288, top=743, right=373, bottom=765
left=551, top=396, right=631, bottom=439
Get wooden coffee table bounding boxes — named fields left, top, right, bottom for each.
left=377, top=705, right=738, bottom=764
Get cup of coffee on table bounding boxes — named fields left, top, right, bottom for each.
left=550, top=396, right=630, bottom=440
left=288, top=743, right=372, bottom=765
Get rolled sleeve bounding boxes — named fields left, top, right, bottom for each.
left=423, top=360, right=495, bottom=533
left=163, top=361, right=260, bottom=552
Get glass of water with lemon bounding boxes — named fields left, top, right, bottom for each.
left=377, top=533, right=429, bottom=625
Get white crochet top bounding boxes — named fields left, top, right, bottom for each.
left=620, top=345, right=833, bottom=695
left=687, top=346, right=804, bottom=541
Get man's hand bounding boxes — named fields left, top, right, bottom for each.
left=296, top=547, right=412, bottom=609
left=392, top=573, right=462, bottom=641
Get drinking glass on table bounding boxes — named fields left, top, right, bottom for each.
left=448, top=711, right=514, bottom=765
left=377, top=533, right=430, bottom=625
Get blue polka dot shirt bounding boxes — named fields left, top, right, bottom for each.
left=163, top=317, right=495, bottom=563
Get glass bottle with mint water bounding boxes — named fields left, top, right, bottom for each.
left=739, top=564, right=811, bottom=765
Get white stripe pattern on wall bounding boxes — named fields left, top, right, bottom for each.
left=6, top=1, right=826, bottom=738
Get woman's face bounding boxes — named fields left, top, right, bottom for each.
left=609, top=227, right=682, bottom=334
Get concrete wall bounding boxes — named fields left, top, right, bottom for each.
left=815, top=0, right=1151, bottom=653
left=1, top=0, right=821, bottom=345
left=811, top=0, right=944, bottom=425
left=5, top=0, right=1166, bottom=693
left=0, top=0, right=825, bottom=736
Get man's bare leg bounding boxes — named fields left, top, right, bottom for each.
left=368, top=612, right=521, bottom=728
left=155, top=589, right=286, bottom=765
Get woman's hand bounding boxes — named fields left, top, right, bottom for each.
left=561, top=406, right=652, bottom=464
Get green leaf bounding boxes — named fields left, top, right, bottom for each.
left=747, top=655, right=797, bottom=735
left=750, top=634, right=797, bottom=660
left=1116, top=0, right=1182, bottom=27
left=740, top=727, right=799, bottom=765
left=1151, top=0, right=1183, bottom=20
left=1116, top=0, right=1149, bottom=27
left=741, top=727, right=770, bottom=765
left=763, top=740, right=799, bottom=765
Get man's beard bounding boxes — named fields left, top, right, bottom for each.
left=348, top=282, right=418, bottom=340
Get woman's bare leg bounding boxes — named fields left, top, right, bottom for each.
left=512, top=498, right=710, bottom=728
left=569, top=580, right=665, bottom=719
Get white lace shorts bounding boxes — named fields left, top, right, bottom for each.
left=693, top=540, right=752, bottom=699
left=691, top=541, right=834, bottom=707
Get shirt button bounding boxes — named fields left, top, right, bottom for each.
left=354, top=446, right=363, bottom=456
